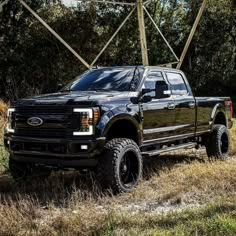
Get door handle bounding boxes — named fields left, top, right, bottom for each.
left=167, top=103, right=176, bottom=110
left=189, top=102, right=195, bottom=109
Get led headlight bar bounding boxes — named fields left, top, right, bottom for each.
left=6, top=108, right=15, bottom=133
left=73, top=108, right=94, bottom=136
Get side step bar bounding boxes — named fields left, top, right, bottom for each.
left=141, top=142, right=197, bottom=157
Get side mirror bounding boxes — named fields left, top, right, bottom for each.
left=155, top=81, right=171, bottom=99
left=141, top=88, right=152, bottom=95
left=130, top=89, right=153, bottom=104
left=141, top=88, right=153, bottom=103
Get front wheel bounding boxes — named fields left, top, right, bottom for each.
left=96, top=138, right=143, bottom=194
left=206, top=125, right=230, bottom=160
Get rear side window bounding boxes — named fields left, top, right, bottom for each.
left=143, top=71, right=164, bottom=97
left=166, top=72, right=188, bottom=95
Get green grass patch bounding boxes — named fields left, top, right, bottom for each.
left=97, top=199, right=236, bottom=236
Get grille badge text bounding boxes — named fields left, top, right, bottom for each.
left=27, top=117, right=43, bottom=127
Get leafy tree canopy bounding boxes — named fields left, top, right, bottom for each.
left=0, top=0, right=235, bottom=100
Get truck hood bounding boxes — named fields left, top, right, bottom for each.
left=15, top=91, right=132, bottom=106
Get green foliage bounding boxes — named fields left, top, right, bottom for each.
left=0, top=0, right=235, bottom=100
left=184, top=0, right=236, bottom=97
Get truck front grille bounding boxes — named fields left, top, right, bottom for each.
left=16, top=128, right=67, bottom=138
left=14, top=105, right=75, bottom=139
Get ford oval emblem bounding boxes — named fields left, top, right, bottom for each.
left=27, top=117, right=43, bottom=127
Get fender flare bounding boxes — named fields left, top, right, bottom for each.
left=210, top=103, right=227, bottom=128
left=97, top=111, right=142, bottom=144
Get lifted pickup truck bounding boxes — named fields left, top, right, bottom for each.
left=4, top=66, right=233, bottom=193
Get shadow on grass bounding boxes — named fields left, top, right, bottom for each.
left=143, top=149, right=206, bottom=179
left=0, top=149, right=206, bottom=206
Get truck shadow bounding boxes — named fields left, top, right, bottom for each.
left=0, top=149, right=206, bottom=206
left=143, top=149, right=206, bottom=180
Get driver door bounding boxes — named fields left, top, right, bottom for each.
left=142, top=69, right=176, bottom=142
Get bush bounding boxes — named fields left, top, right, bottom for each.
left=0, top=99, right=8, bottom=121
left=0, top=100, right=8, bottom=141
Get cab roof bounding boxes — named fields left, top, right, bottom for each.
left=92, top=65, right=183, bottom=73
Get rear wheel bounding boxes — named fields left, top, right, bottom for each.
left=96, top=138, right=143, bottom=193
left=9, top=157, right=51, bottom=180
left=206, top=125, right=230, bottom=160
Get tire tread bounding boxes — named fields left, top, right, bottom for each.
left=96, top=138, right=142, bottom=193
left=206, top=125, right=230, bottom=160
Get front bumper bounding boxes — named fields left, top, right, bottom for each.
left=4, top=134, right=106, bottom=168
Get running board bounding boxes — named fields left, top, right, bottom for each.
left=141, top=142, right=197, bottom=157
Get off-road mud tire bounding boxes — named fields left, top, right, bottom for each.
left=206, top=125, right=230, bottom=160
left=96, top=138, right=143, bottom=194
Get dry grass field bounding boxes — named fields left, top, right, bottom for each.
left=0, top=100, right=235, bottom=235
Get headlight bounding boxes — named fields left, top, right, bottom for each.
left=6, top=108, right=15, bottom=133
left=73, top=108, right=99, bottom=136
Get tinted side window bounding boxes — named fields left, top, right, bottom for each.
left=166, top=73, right=188, bottom=95
left=143, top=71, right=164, bottom=97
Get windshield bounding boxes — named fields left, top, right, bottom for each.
left=62, top=68, right=143, bottom=92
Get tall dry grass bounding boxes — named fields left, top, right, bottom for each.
left=229, top=119, right=236, bottom=155
left=0, top=157, right=235, bottom=235
left=0, top=99, right=8, bottom=141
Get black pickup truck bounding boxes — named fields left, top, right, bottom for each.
left=4, top=66, right=233, bottom=193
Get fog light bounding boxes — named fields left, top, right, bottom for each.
left=81, top=145, right=88, bottom=150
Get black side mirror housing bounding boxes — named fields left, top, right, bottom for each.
left=141, top=89, right=153, bottom=103
left=130, top=82, right=170, bottom=104
left=155, top=81, right=171, bottom=99
left=130, top=88, right=153, bottom=104
left=141, top=88, right=152, bottom=95
left=130, top=95, right=152, bottom=104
